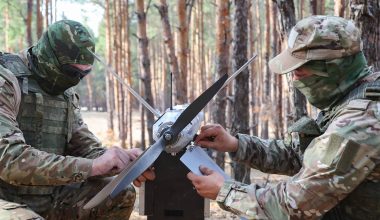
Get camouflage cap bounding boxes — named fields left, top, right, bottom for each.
left=269, top=16, right=363, bottom=74
left=47, top=19, right=95, bottom=65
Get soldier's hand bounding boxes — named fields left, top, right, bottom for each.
left=195, top=124, right=238, bottom=152
left=125, top=148, right=156, bottom=187
left=187, top=166, right=224, bottom=200
left=133, top=167, right=156, bottom=187
left=125, top=147, right=143, bottom=161
left=91, top=146, right=132, bottom=176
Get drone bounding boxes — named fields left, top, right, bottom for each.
left=83, top=51, right=256, bottom=210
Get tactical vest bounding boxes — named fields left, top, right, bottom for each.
left=0, top=52, right=77, bottom=200
left=288, top=73, right=380, bottom=220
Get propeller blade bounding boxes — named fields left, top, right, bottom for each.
left=169, top=73, right=228, bottom=138
left=83, top=137, right=165, bottom=209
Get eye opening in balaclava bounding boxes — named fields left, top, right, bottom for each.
left=59, top=64, right=92, bottom=79
left=298, top=60, right=329, bottom=77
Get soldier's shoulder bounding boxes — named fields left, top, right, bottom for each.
left=0, top=51, right=31, bottom=88
left=0, top=63, right=18, bottom=86
left=327, top=99, right=380, bottom=144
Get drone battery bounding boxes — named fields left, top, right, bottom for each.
left=140, top=150, right=208, bottom=220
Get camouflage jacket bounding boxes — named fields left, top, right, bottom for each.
left=216, top=74, right=380, bottom=219
left=0, top=51, right=105, bottom=186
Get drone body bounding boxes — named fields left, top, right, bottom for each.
left=153, top=105, right=204, bottom=154
left=138, top=105, right=208, bottom=219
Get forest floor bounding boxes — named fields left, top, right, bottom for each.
left=82, top=111, right=287, bottom=220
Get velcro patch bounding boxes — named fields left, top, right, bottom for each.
left=346, top=99, right=371, bottom=110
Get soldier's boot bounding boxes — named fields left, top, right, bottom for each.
left=0, top=199, right=44, bottom=220
left=42, top=177, right=136, bottom=220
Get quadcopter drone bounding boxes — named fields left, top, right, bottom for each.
left=83, top=51, right=256, bottom=209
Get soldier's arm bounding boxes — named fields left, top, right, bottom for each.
left=230, top=134, right=302, bottom=175
left=66, top=108, right=106, bottom=159
left=0, top=67, right=92, bottom=186
left=217, top=100, right=380, bottom=219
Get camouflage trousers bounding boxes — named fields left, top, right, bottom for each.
left=0, top=177, right=136, bottom=220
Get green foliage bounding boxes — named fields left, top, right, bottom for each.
left=324, top=0, right=336, bottom=15
left=0, top=0, right=28, bottom=52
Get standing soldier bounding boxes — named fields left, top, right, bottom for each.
left=0, top=20, right=154, bottom=219
left=188, top=16, right=380, bottom=219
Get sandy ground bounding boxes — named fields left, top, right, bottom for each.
left=82, top=111, right=287, bottom=219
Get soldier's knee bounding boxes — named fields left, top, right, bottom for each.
left=110, top=184, right=136, bottom=208
left=93, top=184, right=136, bottom=219
left=0, top=199, right=44, bottom=220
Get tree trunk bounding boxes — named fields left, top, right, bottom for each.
left=334, top=0, right=345, bottom=16
left=198, top=0, right=206, bottom=95
left=271, top=1, right=283, bottom=139
left=4, top=3, right=10, bottom=52
left=54, top=0, right=57, bottom=23
left=261, top=0, right=271, bottom=139
left=231, top=0, right=250, bottom=184
left=136, top=0, right=155, bottom=145
left=163, top=51, right=171, bottom=110
left=125, top=1, right=133, bottom=147
left=26, top=0, right=33, bottom=46
left=85, top=75, right=94, bottom=111
left=254, top=0, right=263, bottom=136
left=248, top=0, right=258, bottom=136
left=120, top=0, right=127, bottom=148
left=319, top=0, right=325, bottom=14
left=50, top=0, right=53, bottom=24
left=310, top=0, right=318, bottom=14
left=213, top=0, right=230, bottom=170
left=189, top=8, right=196, bottom=102
left=274, top=0, right=307, bottom=123
left=186, top=0, right=196, bottom=28
left=45, top=0, right=50, bottom=27
left=36, top=0, right=43, bottom=38
left=140, top=88, right=146, bottom=150
left=155, top=0, right=181, bottom=106
left=350, top=0, right=380, bottom=71
left=113, top=0, right=123, bottom=146
left=105, top=0, right=115, bottom=132
left=177, top=0, right=188, bottom=103
left=297, top=0, right=305, bottom=18
left=310, top=0, right=325, bottom=14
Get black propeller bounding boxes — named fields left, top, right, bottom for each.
left=84, top=73, right=228, bottom=209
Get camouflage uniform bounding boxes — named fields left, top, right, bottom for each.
left=216, top=16, right=380, bottom=219
left=0, top=20, right=135, bottom=219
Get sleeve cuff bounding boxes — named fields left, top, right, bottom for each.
left=228, top=133, right=247, bottom=161
left=71, top=157, right=93, bottom=182
left=216, top=180, right=235, bottom=203
left=216, top=180, right=268, bottom=219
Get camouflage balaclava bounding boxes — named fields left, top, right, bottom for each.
left=30, top=20, right=95, bottom=95
left=268, top=15, right=369, bottom=110
left=293, top=52, right=371, bottom=109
